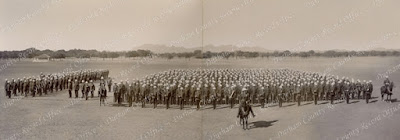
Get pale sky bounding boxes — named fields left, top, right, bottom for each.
left=1, top=0, right=399, bottom=51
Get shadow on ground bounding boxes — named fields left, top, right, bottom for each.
left=248, top=120, right=278, bottom=129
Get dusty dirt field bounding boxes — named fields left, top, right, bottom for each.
left=1, top=57, right=400, bottom=140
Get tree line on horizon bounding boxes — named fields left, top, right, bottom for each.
left=0, top=48, right=399, bottom=60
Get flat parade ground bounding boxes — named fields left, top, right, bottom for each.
left=1, top=57, right=400, bottom=140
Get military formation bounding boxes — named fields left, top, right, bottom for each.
left=110, top=68, right=376, bottom=110
left=4, top=69, right=109, bottom=100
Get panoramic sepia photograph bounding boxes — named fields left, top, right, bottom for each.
left=1, top=0, right=399, bottom=140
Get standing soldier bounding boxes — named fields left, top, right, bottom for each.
left=68, top=80, right=73, bottom=98
left=140, top=84, right=146, bottom=108
left=117, top=83, right=122, bottom=105
left=295, top=84, right=301, bottom=106
left=113, top=83, right=118, bottom=102
left=258, top=86, right=265, bottom=108
left=313, top=82, right=319, bottom=105
left=74, top=79, right=79, bottom=98
left=55, top=77, right=59, bottom=92
left=356, top=80, right=362, bottom=99
left=37, top=79, right=42, bottom=96
left=11, top=79, right=17, bottom=96
left=84, top=81, right=89, bottom=100
left=223, top=84, right=230, bottom=104
left=80, top=80, right=85, bottom=98
left=24, top=78, right=29, bottom=97
left=278, top=85, right=283, bottom=107
left=164, top=86, right=171, bottom=109
left=17, top=78, right=21, bottom=94
left=49, top=77, right=54, bottom=93
left=229, top=85, right=236, bottom=108
left=121, top=81, right=127, bottom=103
left=344, top=82, right=350, bottom=104
left=5, top=79, right=11, bottom=98
left=30, top=79, right=36, bottom=97
left=107, top=78, right=112, bottom=92
left=366, top=80, right=373, bottom=104
left=128, top=84, right=134, bottom=107
left=99, top=82, right=107, bottom=106
left=210, top=86, right=217, bottom=109
left=330, top=82, right=335, bottom=104
left=178, top=87, right=185, bottom=110
left=43, top=78, right=48, bottom=95
left=195, top=87, right=201, bottom=110
left=89, top=80, right=95, bottom=98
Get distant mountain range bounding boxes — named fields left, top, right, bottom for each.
left=133, top=44, right=273, bottom=53
left=132, top=44, right=400, bottom=53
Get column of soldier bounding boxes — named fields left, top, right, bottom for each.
left=111, top=68, right=374, bottom=110
left=4, top=69, right=110, bottom=100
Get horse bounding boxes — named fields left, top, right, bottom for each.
left=237, top=101, right=255, bottom=130
left=381, top=82, right=394, bottom=102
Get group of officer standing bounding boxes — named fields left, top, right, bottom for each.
left=4, top=69, right=109, bottom=100
left=109, top=68, right=378, bottom=110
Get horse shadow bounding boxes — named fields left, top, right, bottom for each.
left=248, top=120, right=278, bottom=129
left=371, top=96, right=378, bottom=99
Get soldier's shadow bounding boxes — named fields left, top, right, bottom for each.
left=369, top=100, right=378, bottom=103
left=110, top=103, right=129, bottom=107
left=248, top=120, right=278, bottom=130
left=282, top=104, right=295, bottom=108
left=349, top=100, right=359, bottom=104
left=318, top=102, right=329, bottom=105
left=370, top=96, right=379, bottom=100
left=387, top=98, right=398, bottom=102
left=302, top=102, right=313, bottom=106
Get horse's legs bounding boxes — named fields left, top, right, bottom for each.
left=245, top=117, right=248, bottom=130
left=386, top=94, right=389, bottom=102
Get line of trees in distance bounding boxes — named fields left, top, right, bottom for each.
left=0, top=48, right=399, bottom=60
